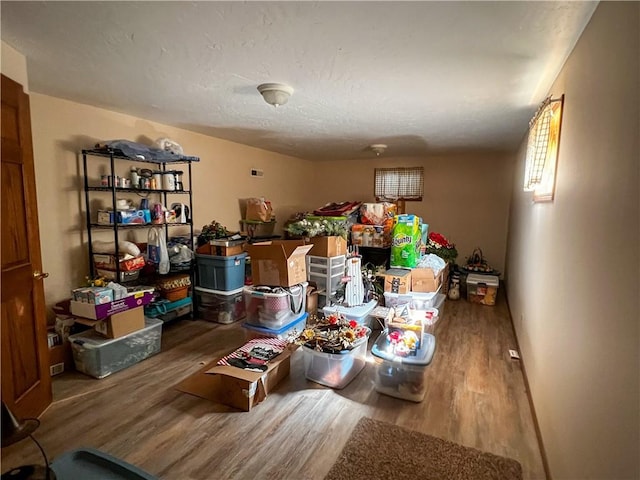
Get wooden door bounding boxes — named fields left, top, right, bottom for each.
left=1, top=74, right=52, bottom=419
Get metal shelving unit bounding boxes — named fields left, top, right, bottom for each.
left=81, top=148, right=196, bottom=282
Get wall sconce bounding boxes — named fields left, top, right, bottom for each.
left=257, top=83, right=294, bottom=107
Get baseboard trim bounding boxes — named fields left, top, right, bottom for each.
left=503, top=284, right=552, bottom=480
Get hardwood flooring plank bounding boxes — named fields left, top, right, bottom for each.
left=1, top=293, right=546, bottom=479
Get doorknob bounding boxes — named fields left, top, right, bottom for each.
left=33, top=271, right=49, bottom=280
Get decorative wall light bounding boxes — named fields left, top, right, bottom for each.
left=257, top=83, right=294, bottom=107
left=523, top=94, right=565, bottom=202
left=370, top=144, right=387, bottom=156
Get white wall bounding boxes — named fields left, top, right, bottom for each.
left=505, top=2, right=639, bottom=478
left=1, top=41, right=29, bottom=91
left=28, top=94, right=314, bottom=314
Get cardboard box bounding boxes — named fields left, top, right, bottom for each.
left=70, top=291, right=153, bottom=320
left=244, top=240, right=313, bottom=287
left=48, top=340, right=73, bottom=376
left=382, top=268, right=412, bottom=294
left=73, top=306, right=146, bottom=339
left=175, top=348, right=292, bottom=411
left=411, top=267, right=444, bottom=293
left=307, top=236, right=348, bottom=257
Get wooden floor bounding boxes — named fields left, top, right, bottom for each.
left=2, top=294, right=546, bottom=479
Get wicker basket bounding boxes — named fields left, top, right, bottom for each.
left=162, top=285, right=189, bottom=302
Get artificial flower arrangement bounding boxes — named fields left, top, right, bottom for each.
left=423, top=232, right=458, bottom=264
left=285, top=218, right=349, bottom=239
left=291, top=313, right=370, bottom=354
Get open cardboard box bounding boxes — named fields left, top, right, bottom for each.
left=306, top=236, right=347, bottom=257
left=175, top=348, right=292, bottom=411
left=244, top=240, right=313, bottom=287
left=72, top=306, right=145, bottom=339
left=411, top=267, right=444, bottom=293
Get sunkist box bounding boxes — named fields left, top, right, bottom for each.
left=411, top=267, right=444, bottom=293
left=381, top=268, right=412, bottom=294
left=175, top=348, right=292, bottom=411
left=306, top=236, right=347, bottom=257
left=244, top=240, right=313, bottom=287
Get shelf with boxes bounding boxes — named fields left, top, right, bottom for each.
left=82, top=148, right=196, bottom=287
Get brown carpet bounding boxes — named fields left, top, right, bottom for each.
left=325, top=417, right=523, bottom=480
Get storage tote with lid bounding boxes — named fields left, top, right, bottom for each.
left=244, top=282, right=307, bottom=329
left=70, top=318, right=162, bottom=379
left=466, top=274, right=499, bottom=305
left=242, top=312, right=308, bottom=341
left=322, top=299, right=378, bottom=328
left=371, top=331, right=436, bottom=402
left=195, top=286, right=245, bottom=324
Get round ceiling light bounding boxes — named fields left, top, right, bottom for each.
left=370, top=144, right=388, bottom=156
left=257, top=83, right=294, bottom=107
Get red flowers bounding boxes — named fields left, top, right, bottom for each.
left=349, top=320, right=358, bottom=329
left=327, top=314, right=339, bottom=325
left=428, top=232, right=453, bottom=248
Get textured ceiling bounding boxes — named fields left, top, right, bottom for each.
left=1, top=1, right=597, bottom=160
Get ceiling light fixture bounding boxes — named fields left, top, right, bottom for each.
left=257, top=83, right=294, bottom=107
left=370, top=144, right=387, bottom=156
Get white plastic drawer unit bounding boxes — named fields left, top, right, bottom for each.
left=306, top=255, right=346, bottom=276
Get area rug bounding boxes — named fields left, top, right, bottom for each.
left=325, top=417, right=523, bottom=480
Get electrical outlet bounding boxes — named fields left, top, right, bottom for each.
left=509, top=349, right=520, bottom=360
left=250, top=168, right=264, bottom=177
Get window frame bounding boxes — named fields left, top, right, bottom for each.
left=373, top=166, right=424, bottom=203
left=523, top=94, right=565, bottom=202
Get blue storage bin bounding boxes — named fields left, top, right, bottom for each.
left=196, top=253, right=247, bottom=291
left=242, top=312, right=308, bottom=341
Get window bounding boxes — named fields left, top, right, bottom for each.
left=374, top=167, right=424, bottom=201
left=523, top=95, right=564, bottom=202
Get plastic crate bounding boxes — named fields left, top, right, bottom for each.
left=243, top=283, right=307, bottom=329
left=242, top=312, right=308, bottom=341
left=466, top=274, right=499, bottom=305
left=196, top=287, right=246, bottom=324
left=70, top=318, right=162, bottom=379
left=383, top=289, right=439, bottom=309
left=302, top=331, right=370, bottom=389
left=322, top=299, right=378, bottom=328
left=196, top=253, right=247, bottom=291
left=371, top=332, right=436, bottom=402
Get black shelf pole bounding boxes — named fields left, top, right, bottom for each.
left=83, top=151, right=95, bottom=278
left=109, top=152, right=121, bottom=281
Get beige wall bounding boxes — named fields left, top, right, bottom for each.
left=312, top=153, right=514, bottom=273
left=505, top=2, right=639, bottom=479
left=29, top=94, right=314, bottom=314
left=1, top=41, right=29, bottom=91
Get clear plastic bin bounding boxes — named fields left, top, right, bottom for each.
left=70, top=318, right=162, bottom=379
left=195, top=286, right=245, bottom=324
left=244, top=283, right=307, bottom=329
left=322, top=299, right=378, bottom=327
left=302, top=331, right=370, bottom=389
left=371, top=331, right=436, bottom=402
left=383, top=289, right=439, bottom=309
left=242, top=312, right=308, bottom=341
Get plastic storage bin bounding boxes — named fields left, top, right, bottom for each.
left=242, top=312, right=308, bottom=341
left=195, top=286, right=245, bottom=324
left=383, top=289, right=440, bottom=309
left=244, top=282, right=307, bottom=329
left=70, top=318, right=162, bottom=379
left=302, top=331, right=370, bottom=389
left=466, top=274, right=499, bottom=305
left=196, top=253, right=247, bottom=291
left=371, top=331, right=436, bottom=402
left=322, top=299, right=378, bottom=328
